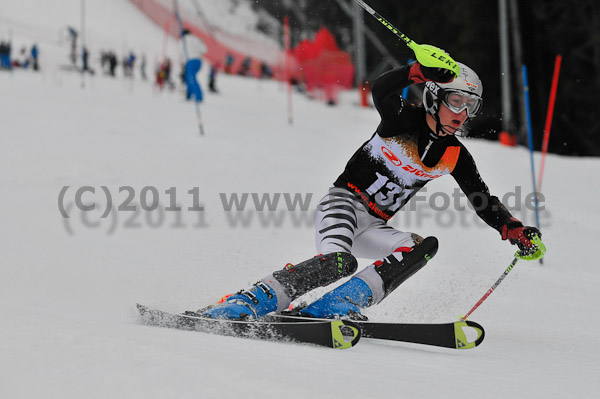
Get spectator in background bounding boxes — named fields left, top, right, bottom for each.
left=0, top=41, right=12, bottom=70
left=155, top=61, right=165, bottom=89
left=237, top=56, right=251, bottom=76
left=260, top=62, right=273, bottom=79
left=100, top=50, right=109, bottom=74
left=124, top=51, right=136, bottom=78
left=30, top=44, right=39, bottom=71
left=108, top=52, right=117, bottom=77
left=82, top=47, right=89, bottom=72
left=164, top=58, right=173, bottom=88
left=140, top=54, right=147, bottom=80
left=209, top=61, right=220, bottom=93
left=155, top=58, right=174, bottom=90
left=179, top=62, right=185, bottom=85
left=15, top=47, right=29, bottom=69
left=224, top=53, right=234, bottom=74
left=68, top=27, right=78, bottom=67
left=81, top=47, right=94, bottom=75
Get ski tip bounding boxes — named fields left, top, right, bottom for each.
left=454, top=320, right=485, bottom=349
left=331, top=320, right=361, bottom=349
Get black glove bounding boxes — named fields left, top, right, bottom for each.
left=501, top=218, right=542, bottom=255
left=408, top=62, right=454, bottom=84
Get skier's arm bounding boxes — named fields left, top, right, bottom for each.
left=371, top=63, right=456, bottom=137
left=452, top=146, right=545, bottom=259
left=451, top=145, right=514, bottom=232
left=370, top=62, right=455, bottom=109
left=370, top=65, right=411, bottom=125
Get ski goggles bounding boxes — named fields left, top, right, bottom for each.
left=442, top=90, right=482, bottom=117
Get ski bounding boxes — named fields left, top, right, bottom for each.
left=269, top=314, right=485, bottom=350
left=135, top=304, right=361, bottom=349
left=356, top=319, right=485, bottom=349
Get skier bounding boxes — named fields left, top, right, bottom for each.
left=181, top=29, right=207, bottom=102
left=200, top=49, right=546, bottom=321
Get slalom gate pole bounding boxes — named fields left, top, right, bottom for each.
left=460, top=257, right=519, bottom=321
left=80, top=0, right=86, bottom=89
left=161, top=19, right=170, bottom=67
left=522, top=65, right=542, bottom=264
left=284, top=16, right=293, bottom=125
left=538, top=55, right=562, bottom=192
left=354, top=0, right=460, bottom=77
left=173, top=0, right=205, bottom=135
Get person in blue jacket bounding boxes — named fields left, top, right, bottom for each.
left=182, top=30, right=207, bottom=102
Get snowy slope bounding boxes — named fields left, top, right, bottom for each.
left=1, top=1, right=599, bottom=398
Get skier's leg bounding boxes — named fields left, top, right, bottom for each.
left=274, top=187, right=368, bottom=301
left=201, top=252, right=358, bottom=320
left=299, top=221, right=438, bottom=318
left=202, top=188, right=366, bottom=320
left=314, top=187, right=367, bottom=254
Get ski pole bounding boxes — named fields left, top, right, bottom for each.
left=460, top=257, right=519, bottom=321
left=194, top=101, right=205, bottom=135
left=354, top=0, right=460, bottom=78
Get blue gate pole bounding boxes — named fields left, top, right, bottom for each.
left=521, top=65, right=543, bottom=264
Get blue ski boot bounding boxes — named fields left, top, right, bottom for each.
left=200, top=252, right=358, bottom=320
left=299, top=277, right=373, bottom=320
left=298, top=236, right=439, bottom=319
left=201, top=281, right=278, bottom=320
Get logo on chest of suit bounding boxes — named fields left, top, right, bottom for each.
left=402, top=164, right=442, bottom=179
left=381, top=147, right=402, bottom=166
left=381, top=146, right=442, bottom=179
